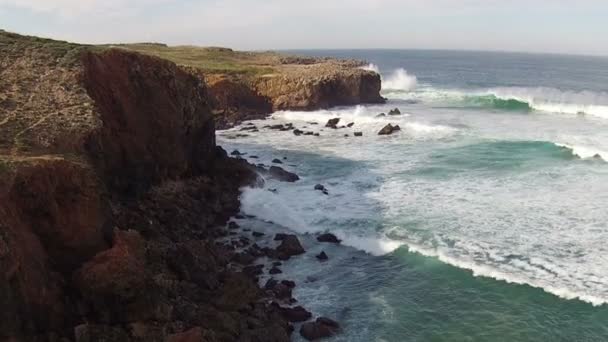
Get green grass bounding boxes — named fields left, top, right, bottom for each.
left=0, top=29, right=277, bottom=75
left=0, top=29, right=93, bottom=66
left=116, top=44, right=276, bottom=76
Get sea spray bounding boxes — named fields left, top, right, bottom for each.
left=382, top=68, right=418, bottom=92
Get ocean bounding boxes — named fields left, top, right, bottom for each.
left=217, top=50, right=608, bottom=341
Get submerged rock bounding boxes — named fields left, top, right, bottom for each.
left=388, top=108, right=401, bottom=115
left=316, top=251, right=329, bottom=261
left=293, top=129, right=304, bottom=136
left=272, top=158, right=283, bottom=164
left=376, top=113, right=386, bottom=117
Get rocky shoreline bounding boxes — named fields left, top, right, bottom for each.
left=0, top=30, right=384, bottom=341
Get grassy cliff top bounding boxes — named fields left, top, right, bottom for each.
left=113, top=44, right=279, bottom=76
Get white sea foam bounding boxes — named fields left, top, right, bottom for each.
left=218, top=92, right=608, bottom=308
left=404, top=242, right=608, bottom=306
left=382, top=68, right=418, bottom=92
left=489, top=87, right=608, bottom=119
left=554, top=142, right=607, bottom=161
left=388, top=86, right=608, bottom=119
left=361, top=63, right=380, bottom=73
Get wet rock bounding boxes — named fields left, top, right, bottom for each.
left=252, top=231, right=265, bottom=238
left=354, top=132, right=363, bottom=137
left=378, top=123, right=401, bottom=135
left=347, top=122, right=355, bottom=127
left=317, top=233, right=341, bottom=244
left=314, top=184, right=329, bottom=195
left=228, top=221, right=240, bottom=230
left=269, top=124, right=285, bottom=130
left=240, top=126, right=258, bottom=131
left=268, top=188, right=278, bottom=193
left=316, top=251, right=328, bottom=261
left=249, top=155, right=259, bottom=159
left=272, top=261, right=282, bottom=267
left=314, top=133, right=320, bottom=136
left=278, top=305, right=312, bottom=323
left=272, top=158, right=283, bottom=164
left=388, top=108, right=401, bottom=115
left=269, top=266, right=283, bottom=274
left=304, top=131, right=314, bottom=135
left=268, top=166, right=300, bottom=182
left=325, top=118, right=340, bottom=129
left=231, top=149, right=245, bottom=156
left=299, top=317, right=341, bottom=340
left=243, top=264, right=264, bottom=277
left=344, top=134, right=349, bottom=137
left=233, top=252, right=256, bottom=265
left=276, top=235, right=305, bottom=258
left=281, top=280, right=296, bottom=288
left=376, top=113, right=386, bottom=117
left=274, top=233, right=289, bottom=241
left=293, top=129, right=304, bottom=136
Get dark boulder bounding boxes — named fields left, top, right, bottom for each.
left=231, top=149, right=245, bottom=156
left=279, top=306, right=312, bottom=322
left=269, top=266, right=283, bottom=275
left=354, top=132, right=363, bottom=137
left=293, top=129, right=304, bottom=136
left=274, top=233, right=289, bottom=241
left=378, top=123, right=401, bottom=135
left=325, top=118, right=340, bottom=129
left=268, top=166, right=300, bottom=182
left=317, top=233, right=341, bottom=244
left=347, top=122, right=355, bottom=127
left=376, top=113, right=386, bottom=117
left=388, top=108, right=401, bottom=115
left=316, top=251, right=328, bottom=261
left=272, top=158, right=283, bottom=164
left=252, top=231, right=265, bottom=238
left=300, top=317, right=341, bottom=340
left=276, top=235, right=305, bottom=258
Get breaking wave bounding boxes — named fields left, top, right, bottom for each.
left=390, top=86, right=608, bottom=119
left=382, top=68, right=418, bottom=92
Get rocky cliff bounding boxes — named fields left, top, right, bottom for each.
left=0, top=30, right=380, bottom=341
left=119, top=45, right=385, bottom=129
left=0, top=31, right=289, bottom=341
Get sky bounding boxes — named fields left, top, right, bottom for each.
left=1, top=0, right=608, bottom=55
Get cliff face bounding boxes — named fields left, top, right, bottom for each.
left=83, top=49, right=216, bottom=196
left=206, top=63, right=383, bottom=129
left=0, top=32, right=288, bottom=341
left=253, top=64, right=383, bottom=111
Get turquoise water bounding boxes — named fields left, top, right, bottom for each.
left=218, top=50, right=608, bottom=341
